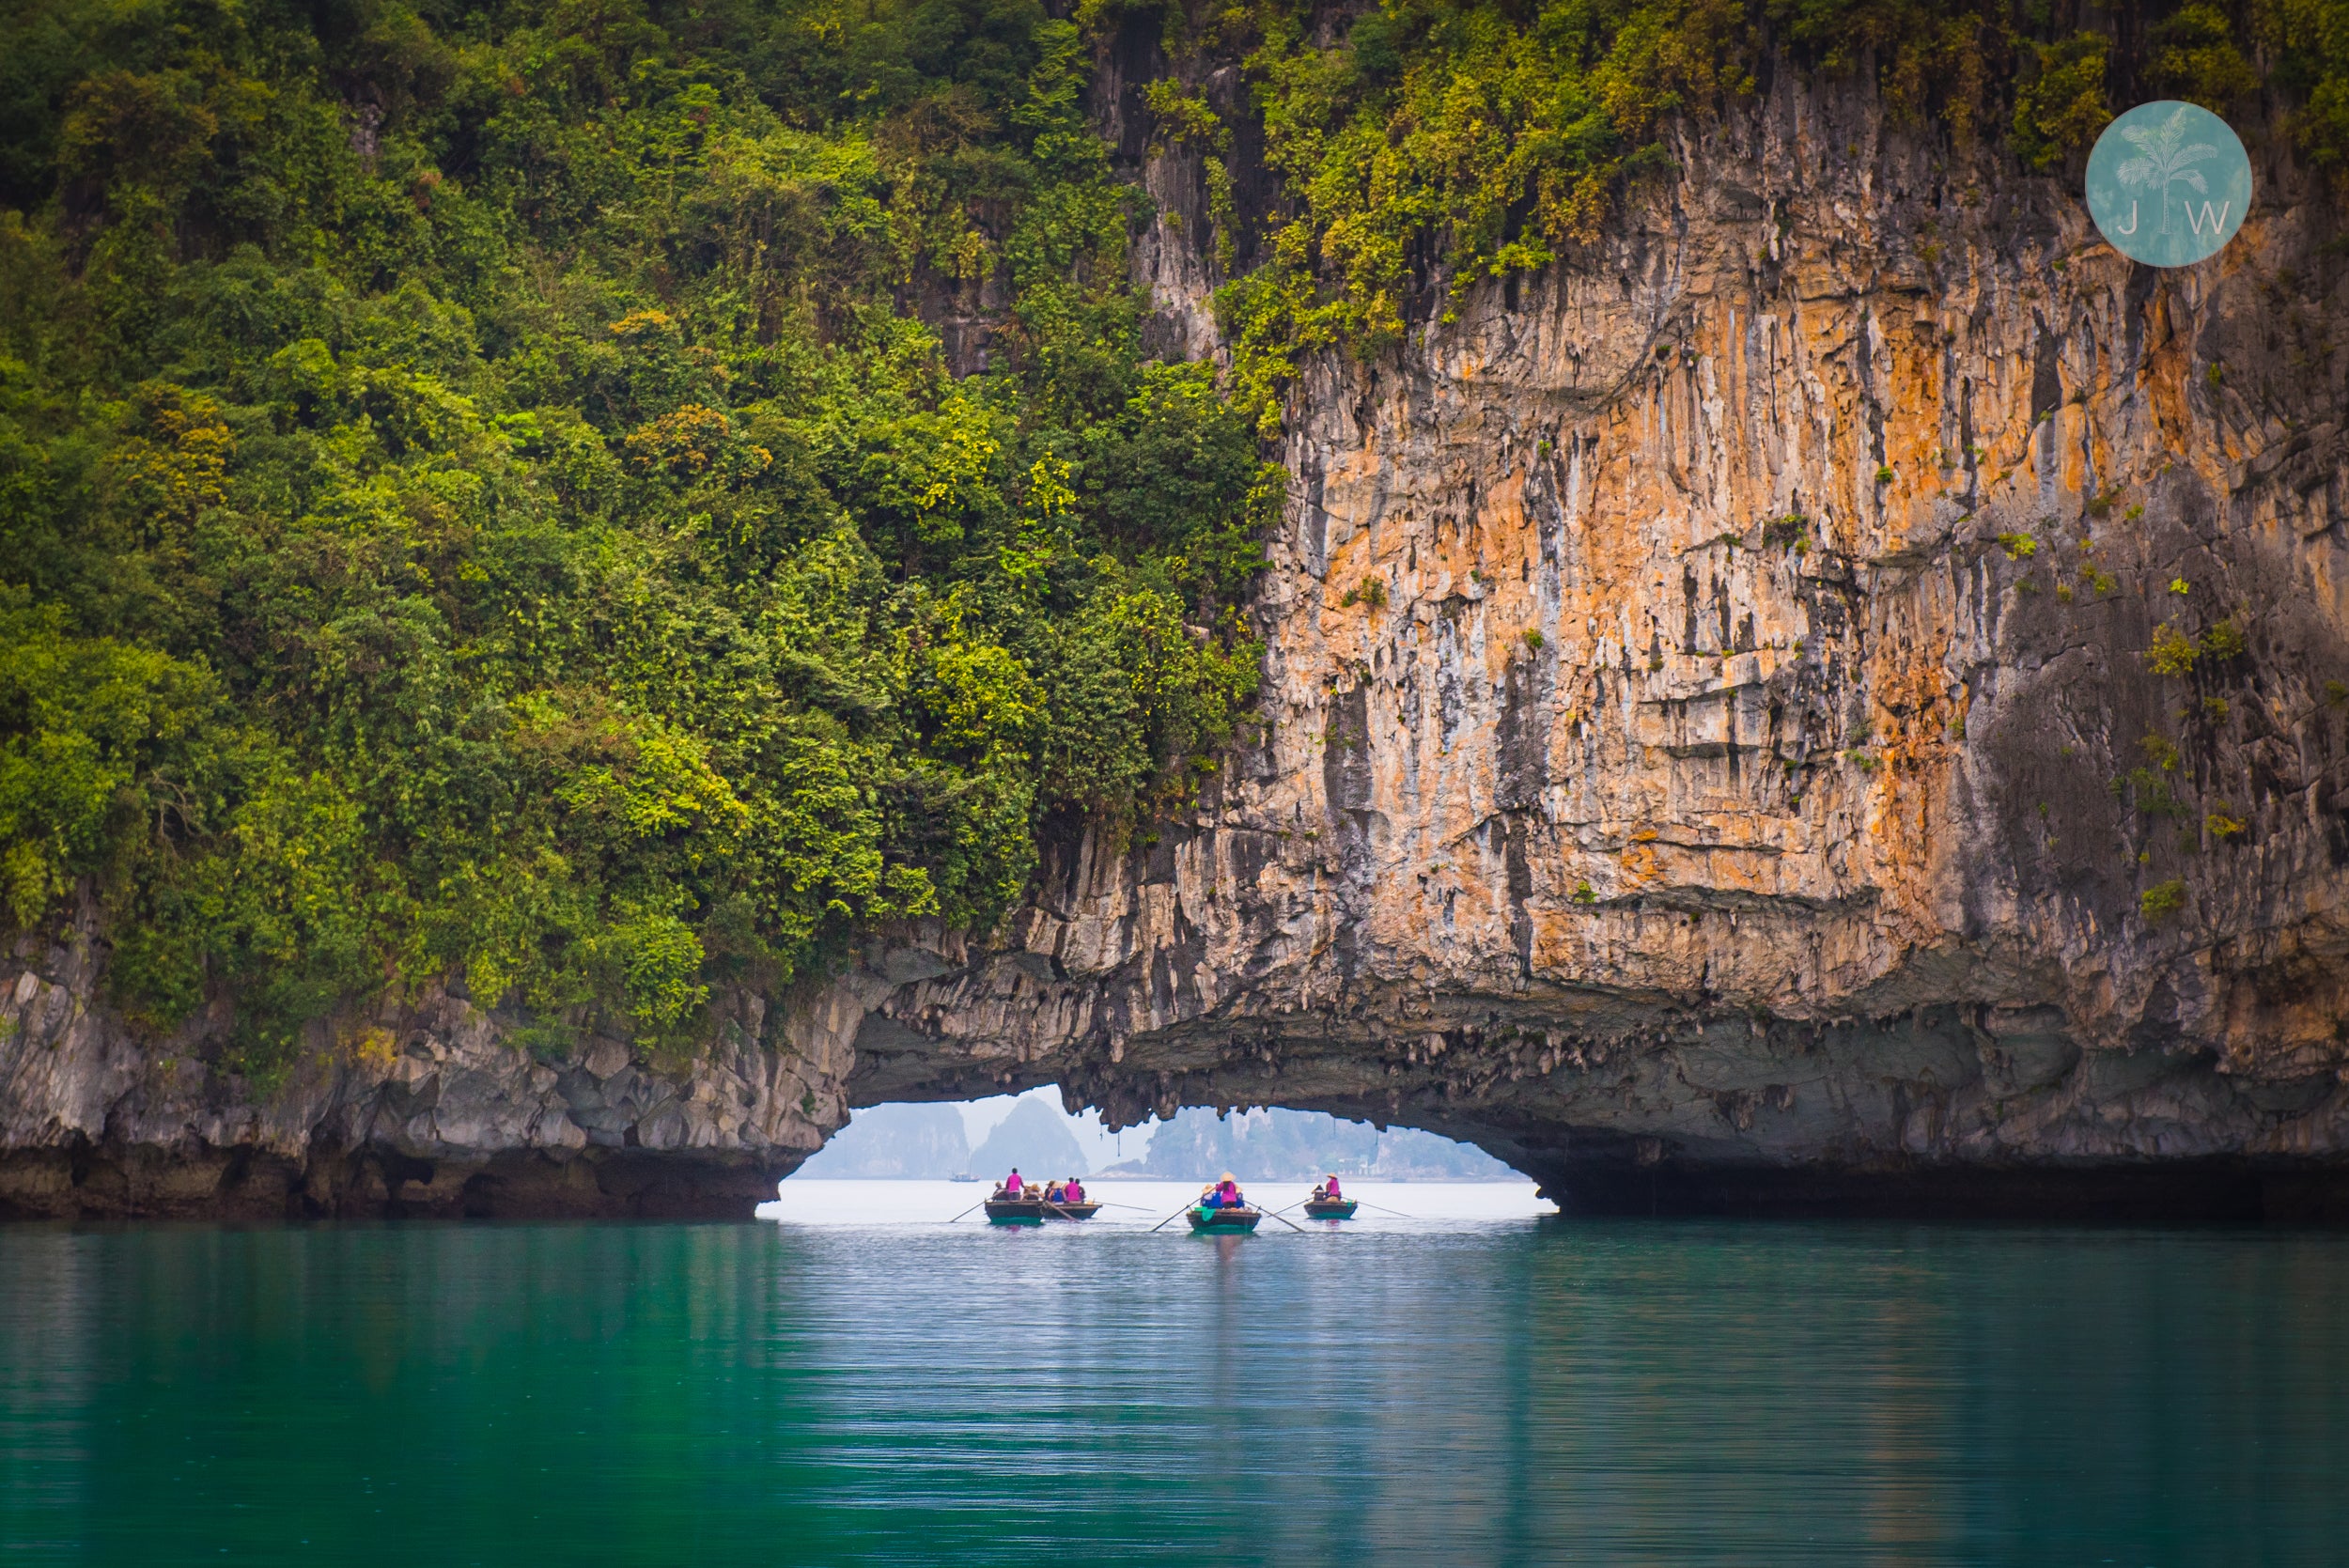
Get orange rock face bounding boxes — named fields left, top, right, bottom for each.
left=850, top=81, right=2349, bottom=1215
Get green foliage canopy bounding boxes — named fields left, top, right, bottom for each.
left=0, top=0, right=1272, bottom=1079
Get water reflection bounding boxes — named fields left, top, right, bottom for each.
left=1, top=1218, right=2345, bottom=1563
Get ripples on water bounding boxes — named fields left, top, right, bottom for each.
left=3, top=1184, right=2346, bottom=1564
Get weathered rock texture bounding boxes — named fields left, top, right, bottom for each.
left=0, top=901, right=870, bottom=1218
left=8, top=60, right=2349, bottom=1219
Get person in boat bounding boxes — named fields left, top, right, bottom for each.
left=1197, top=1182, right=1221, bottom=1212
left=1044, top=1179, right=1065, bottom=1203
left=1322, top=1174, right=1342, bottom=1201
left=1063, top=1176, right=1085, bottom=1203
left=1211, top=1174, right=1244, bottom=1210
left=1003, top=1168, right=1023, bottom=1197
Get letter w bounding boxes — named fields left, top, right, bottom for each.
left=2186, top=201, right=2232, bottom=236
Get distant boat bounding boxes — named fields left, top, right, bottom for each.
left=1302, top=1197, right=1359, bottom=1219
left=1187, top=1204, right=1262, bottom=1234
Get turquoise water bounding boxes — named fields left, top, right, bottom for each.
left=3, top=1196, right=2346, bottom=1564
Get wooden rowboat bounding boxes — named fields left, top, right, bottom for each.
left=985, top=1194, right=1100, bottom=1222
left=1188, top=1204, right=1262, bottom=1233
left=1301, top=1198, right=1359, bottom=1219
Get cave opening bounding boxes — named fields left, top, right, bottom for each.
left=787, top=1089, right=1531, bottom=1187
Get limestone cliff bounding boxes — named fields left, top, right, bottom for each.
left=0, top=900, right=875, bottom=1217
left=8, top=62, right=2349, bottom=1219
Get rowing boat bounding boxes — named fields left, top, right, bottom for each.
left=1187, top=1204, right=1262, bottom=1233
left=984, top=1194, right=1100, bottom=1222
left=1301, top=1198, right=1359, bottom=1219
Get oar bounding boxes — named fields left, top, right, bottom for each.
left=1149, top=1201, right=1203, bottom=1233
left=1096, top=1202, right=1158, bottom=1212
left=1260, top=1206, right=1308, bottom=1234
left=947, top=1199, right=989, bottom=1223
left=1353, top=1201, right=1417, bottom=1219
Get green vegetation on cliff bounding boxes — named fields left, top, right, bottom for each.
left=1186, top=0, right=2349, bottom=431
left=4, top=0, right=2345, bottom=1084
left=0, top=0, right=1269, bottom=1077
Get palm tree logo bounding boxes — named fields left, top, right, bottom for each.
left=2115, top=105, right=2219, bottom=237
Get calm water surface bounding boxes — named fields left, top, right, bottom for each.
left=3, top=1181, right=2346, bottom=1565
